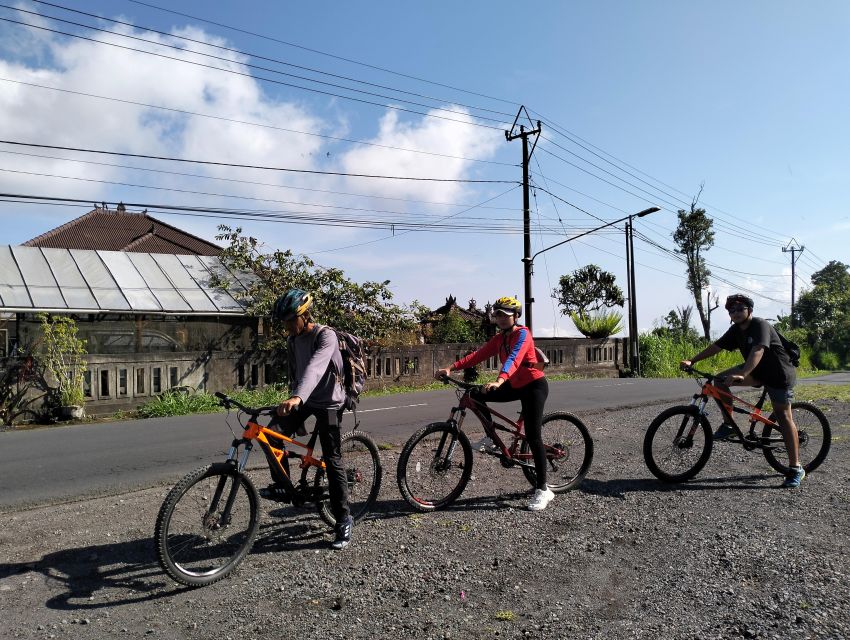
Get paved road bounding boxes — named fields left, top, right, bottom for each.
left=1, top=373, right=846, bottom=509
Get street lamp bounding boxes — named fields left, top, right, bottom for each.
left=523, top=206, right=660, bottom=368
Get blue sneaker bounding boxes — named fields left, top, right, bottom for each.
left=712, top=422, right=736, bottom=440
left=781, top=466, right=805, bottom=488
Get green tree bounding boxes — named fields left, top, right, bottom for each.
left=37, top=314, right=87, bottom=407
left=652, top=305, right=700, bottom=342
left=553, top=264, right=625, bottom=339
left=795, top=260, right=850, bottom=364
left=213, top=226, right=419, bottom=347
left=672, top=187, right=719, bottom=339
left=432, top=309, right=480, bottom=344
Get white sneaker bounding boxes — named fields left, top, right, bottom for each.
left=471, top=435, right=494, bottom=452
left=527, top=487, right=555, bottom=511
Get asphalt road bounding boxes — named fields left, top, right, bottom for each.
left=2, top=373, right=847, bottom=509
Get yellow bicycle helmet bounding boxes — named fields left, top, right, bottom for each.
left=492, top=295, right=522, bottom=317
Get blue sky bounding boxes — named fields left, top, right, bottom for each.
left=1, top=1, right=848, bottom=337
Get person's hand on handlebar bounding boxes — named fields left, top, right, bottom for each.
left=434, top=367, right=451, bottom=380
left=277, top=396, right=302, bottom=416
left=483, top=378, right=505, bottom=393
left=680, top=360, right=693, bottom=371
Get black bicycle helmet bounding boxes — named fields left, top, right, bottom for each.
left=725, top=293, right=754, bottom=310
left=272, top=289, right=313, bottom=322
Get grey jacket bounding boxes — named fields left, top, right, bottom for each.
left=288, top=325, right=345, bottom=410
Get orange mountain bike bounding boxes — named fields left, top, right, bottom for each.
left=396, top=375, right=593, bottom=511
left=643, top=366, right=831, bottom=483
left=154, top=392, right=381, bottom=587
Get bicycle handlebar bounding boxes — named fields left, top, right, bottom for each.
left=213, top=391, right=277, bottom=417
left=680, top=365, right=717, bottom=381
left=436, top=374, right=481, bottom=392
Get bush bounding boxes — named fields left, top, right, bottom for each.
left=639, top=334, right=740, bottom=378
left=136, top=385, right=287, bottom=419
left=814, top=350, right=841, bottom=371
left=570, top=310, right=623, bottom=339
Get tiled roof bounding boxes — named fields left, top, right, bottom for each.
left=23, top=205, right=223, bottom=255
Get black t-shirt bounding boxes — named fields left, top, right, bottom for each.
left=714, top=317, right=796, bottom=388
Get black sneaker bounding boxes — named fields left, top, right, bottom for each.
left=259, top=484, right=290, bottom=503
left=331, top=516, right=353, bottom=550
left=712, top=422, right=736, bottom=440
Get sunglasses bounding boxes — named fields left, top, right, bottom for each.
left=727, top=305, right=747, bottom=314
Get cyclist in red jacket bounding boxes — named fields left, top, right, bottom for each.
left=435, top=296, right=553, bottom=511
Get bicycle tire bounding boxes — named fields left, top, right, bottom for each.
left=643, top=406, right=713, bottom=483
left=521, top=411, right=594, bottom=493
left=154, top=463, right=259, bottom=587
left=762, top=402, right=831, bottom=475
left=396, top=422, right=473, bottom=512
left=316, top=431, right=383, bottom=527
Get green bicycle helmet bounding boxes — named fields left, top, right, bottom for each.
left=272, top=289, right=313, bottom=322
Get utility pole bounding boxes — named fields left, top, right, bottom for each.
left=782, top=239, right=804, bottom=327
left=624, top=219, right=633, bottom=372
left=506, top=107, right=541, bottom=332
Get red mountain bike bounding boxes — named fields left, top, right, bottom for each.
left=396, top=375, right=593, bottom=511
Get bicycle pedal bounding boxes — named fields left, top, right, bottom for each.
left=259, top=486, right=291, bottom=503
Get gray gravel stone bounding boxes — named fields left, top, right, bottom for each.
left=1, top=399, right=848, bottom=639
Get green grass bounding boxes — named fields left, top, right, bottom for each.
left=136, top=386, right=287, bottom=419
left=792, top=384, right=850, bottom=403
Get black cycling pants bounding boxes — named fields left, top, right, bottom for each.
left=472, top=377, right=549, bottom=490
left=270, top=405, right=350, bottom=522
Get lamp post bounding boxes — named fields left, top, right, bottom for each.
left=625, top=207, right=660, bottom=375
left=524, top=206, right=660, bottom=362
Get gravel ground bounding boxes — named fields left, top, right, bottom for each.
left=1, top=399, right=848, bottom=640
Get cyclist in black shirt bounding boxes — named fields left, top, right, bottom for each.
left=680, top=294, right=804, bottom=488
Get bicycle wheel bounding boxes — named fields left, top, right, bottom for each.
left=762, top=402, right=831, bottom=474
left=643, top=406, right=713, bottom=482
left=521, top=411, right=594, bottom=493
left=154, top=463, right=259, bottom=587
left=396, top=422, right=473, bottom=512
left=317, top=431, right=383, bottom=527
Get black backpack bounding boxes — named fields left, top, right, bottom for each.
left=776, top=330, right=801, bottom=367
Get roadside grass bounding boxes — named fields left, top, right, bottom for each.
left=792, top=384, right=850, bottom=403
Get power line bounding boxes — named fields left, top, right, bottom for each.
left=0, top=140, right=515, bottom=183
left=0, top=15, right=505, bottom=131
left=0, top=148, right=519, bottom=211
left=0, top=78, right=514, bottom=168
left=28, top=0, right=518, bottom=122
left=126, top=0, right=519, bottom=108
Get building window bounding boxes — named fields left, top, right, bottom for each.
left=118, top=369, right=128, bottom=396
left=413, top=357, right=419, bottom=374
left=366, top=358, right=372, bottom=377
left=136, top=368, right=145, bottom=394
left=385, top=358, right=391, bottom=376
left=152, top=367, right=162, bottom=393
left=83, top=370, right=92, bottom=398
left=375, top=358, right=382, bottom=377
left=238, top=365, right=245, bottom=386
left=251, top=364, right=259, bottom=387
left=170, top=366, right=178, bottom=388
left=100, top=370, right=110, bottom=397
left=394, top=358, right=401, bottom=376
left=403, top=357, right=410, bottom=375
left=264, top=364, right=274, bottom=385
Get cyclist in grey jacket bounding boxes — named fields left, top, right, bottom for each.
left=268, top=289, right=353, bottom=549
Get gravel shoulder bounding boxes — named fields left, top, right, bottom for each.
left=1, top=399, right=848, bottom=640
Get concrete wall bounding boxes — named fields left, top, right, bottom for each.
left=3, top=337, right=625, bottom=418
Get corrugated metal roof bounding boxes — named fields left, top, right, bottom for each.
left=0, top=246, right=253, bottom=315
left=23, top=206, right=223, bottom=255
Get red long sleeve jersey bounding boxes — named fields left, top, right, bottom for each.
left=452, top=325, right=544, bottom=389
